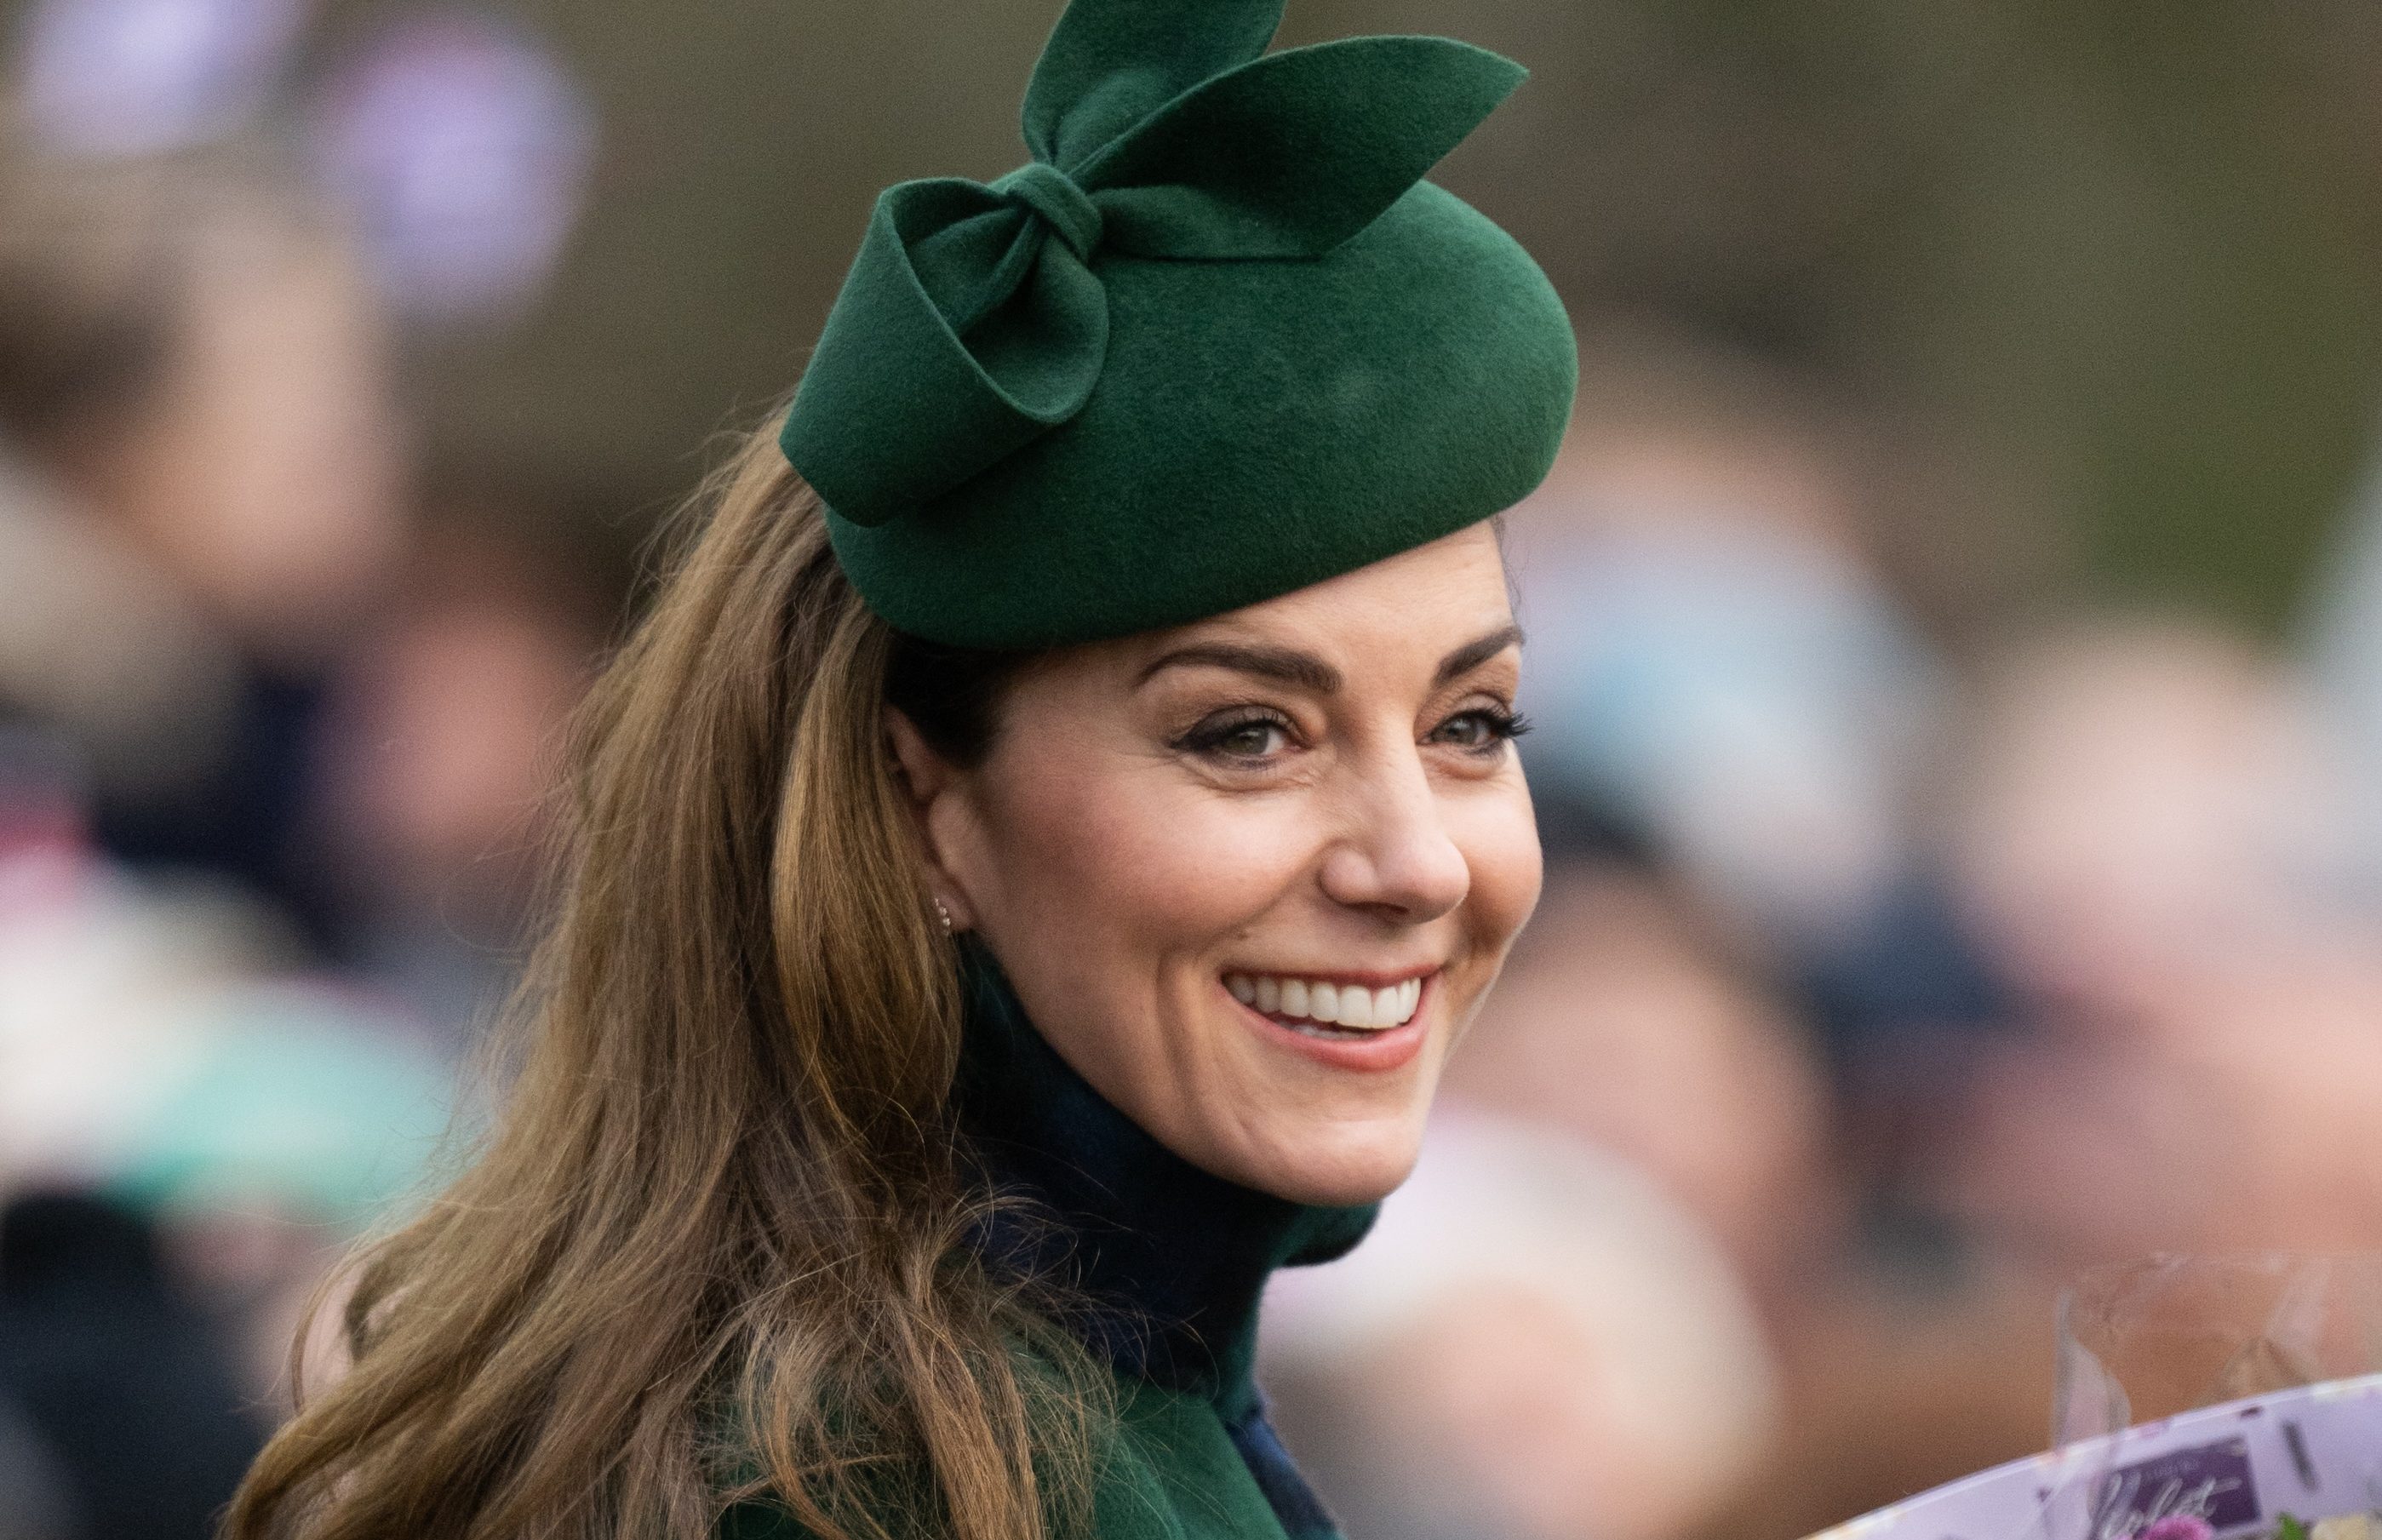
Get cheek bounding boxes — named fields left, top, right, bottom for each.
left=1454, top=789, right=1544, bottom=959
left=976, top=764, right=1315, bottom=960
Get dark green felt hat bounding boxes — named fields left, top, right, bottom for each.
left=780, top=0, right=1577, bottom=649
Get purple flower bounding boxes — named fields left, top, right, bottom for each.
left=2135, top=1520, right=2215, bottom=1540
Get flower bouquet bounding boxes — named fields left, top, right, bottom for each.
left=1807, top=1258, right=2382, bottom=1540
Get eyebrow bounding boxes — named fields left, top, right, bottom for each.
left=1136, top=642, right=1343, bottom=693
left=1434, top=624, right=1524, bottom=687
left=1135, top=624, right=1524, bottom=695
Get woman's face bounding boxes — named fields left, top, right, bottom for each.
left=896, top=524, right=1542, bottom=1205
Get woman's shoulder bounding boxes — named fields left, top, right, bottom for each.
left=718, top=1374, right=1289, bottom=1540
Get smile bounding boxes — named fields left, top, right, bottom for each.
left=1222, top=971, right=1424, bottom=1033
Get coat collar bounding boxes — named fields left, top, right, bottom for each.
left=952, top=945, right=1377, bottom=1418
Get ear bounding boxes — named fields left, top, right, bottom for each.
left=884, top=707, right=982, bottom=932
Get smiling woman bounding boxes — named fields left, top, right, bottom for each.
left=222, top=1, right=1573, bottom=1538
left=900, top=530, right=1543, bottom=1210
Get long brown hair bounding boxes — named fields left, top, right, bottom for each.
left=225, top=424, right=1105, bottom=1540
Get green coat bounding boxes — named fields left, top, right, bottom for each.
left=720, top=1371, right=1309, bottom=1540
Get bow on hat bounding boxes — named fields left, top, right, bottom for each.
left=780, top=0, right=1526, bottom=529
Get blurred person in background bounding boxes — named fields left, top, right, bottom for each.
left=302, top=467, right=628, bottom=1045
left=0, top=726, right=451, bottom=1537
left=1931, top=620, right=2382, bottom=1265
left=1503, top=335, right=2015, bottom=1159
left=1502, top=333, right=2018, bottom=1249
left=1505, top=335, right=1948, bottom=962
left=1261, top=1112, right=1779, bottom=1540
left=1435, top=863, right=1837, bottom=1300
left=1363, top=853, right=2052, bottom=1540
left=0, top=138, right=407, bottom=942
left=0, top=1191, right=264, bottom=1540
left=0, top=105, right=461, bottom=1540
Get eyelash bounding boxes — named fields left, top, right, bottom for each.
left=1172, top=703, right=1529, bottom=763
left=1434, top=705, right=1531, bottom=754
left=1176, top=707, right=1299, bottom=760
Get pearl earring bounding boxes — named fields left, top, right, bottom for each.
left=935, top=897, right=953, bottom=935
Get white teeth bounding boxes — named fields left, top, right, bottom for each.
left=1222, top=971, right=1427, bottom=1032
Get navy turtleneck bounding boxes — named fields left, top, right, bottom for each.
left=952, top=947, right=1376, bottom=1538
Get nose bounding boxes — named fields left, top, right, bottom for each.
left=1316, top=748, right=1471, bottom=923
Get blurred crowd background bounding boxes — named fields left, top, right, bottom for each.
left=6, top=1, right=2382, bottom=1537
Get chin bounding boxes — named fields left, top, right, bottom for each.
left=1237, top=1121, right=1427, bottom=1208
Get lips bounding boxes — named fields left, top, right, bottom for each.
left=1223, top=972, right=1423, bottom=1032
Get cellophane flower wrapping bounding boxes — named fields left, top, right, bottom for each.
left=1806, top=1257, right=2382, bottom=1540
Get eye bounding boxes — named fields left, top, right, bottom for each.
left=1177, top=707, right=1297, bottom=763
left=1430, top=705, right=1528, bottom=754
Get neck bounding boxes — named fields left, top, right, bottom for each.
left=951, top=946, right=1376, bottom=1415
